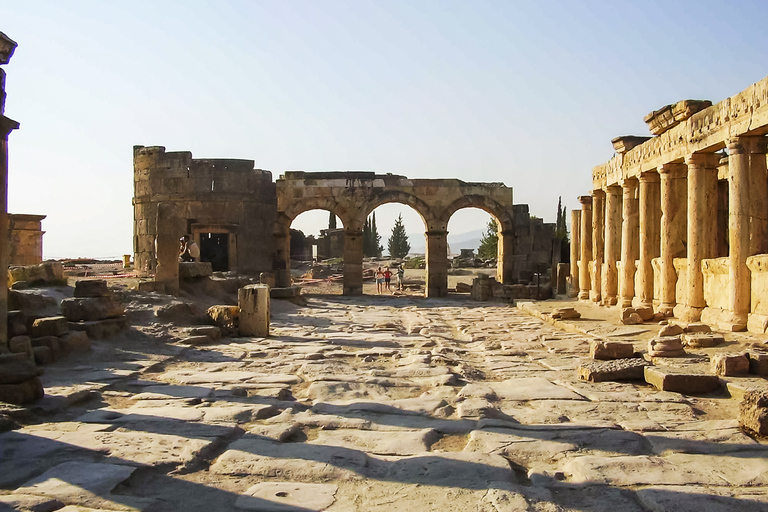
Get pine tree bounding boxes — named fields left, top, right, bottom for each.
left=478, top=218, right=499, bottom=260
left=387, top=214, right=411, bottom=258
left=371, top=212, right=383, bottom=257
left=328, top=210, right=337, bottom=230
left=554, top=196, right=568, bottom=242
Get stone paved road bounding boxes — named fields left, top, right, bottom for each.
left=1, top=295, right=767, bottom=511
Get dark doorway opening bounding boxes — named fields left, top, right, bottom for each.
left=200, top=233, right=229, bottom=271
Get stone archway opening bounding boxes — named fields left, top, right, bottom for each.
left=447, top=207, right=500, bottom=289
left=289, top=209, right=345, bottom=292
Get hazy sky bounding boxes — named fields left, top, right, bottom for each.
left=4, top=0, right=768, bottom=258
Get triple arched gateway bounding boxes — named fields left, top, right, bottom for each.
left=275, top=171, right=516, bottom=296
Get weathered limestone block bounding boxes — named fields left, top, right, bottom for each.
left=8, top=336, right=33, bottom=361
left=611, top=136, right=652, bottom=153
left=684, top=322, right=712, bottom=334
left=155, top=301, right=195, bottom=321
left=0, top=355, right=38, bottom=384
left=73, top=279, right=109, bottom=298
left=590, top=340, right=634, bottom=360
left=259, top=272, right=275, bottom=288
left=185, top=326, right=221, bottom=340
left=578, top=359, right=651, bottom=382
left=31, top=336, right=62, bottom=359
left=711, top=353, right=749, bottom=376
left=738, top=390, right=768, bottom=436
left=238, top=284, right=270, bottom=337
left=747, top=351, right=768, bottom=376
left=659, top=324, right=684, bottom=337
left=701, top=257, right=729, bottom=312
left=648, top=336, right=685, bottom=357
left=682, top=333, right=724, bottom=348
left=7, top=310, right=26, bottom=337
left=30, top=316, right=68, bottom=337
left=60, top=297, right=125, bottom=322
left=68, top=318, right=127, bottom=339
left=551, top=307, right=580, bottom=320
left=180, top=335, right=214, bottom=346
left=644, top=366, right=721, bottom=394
left=471, top=274, right=493, bottom=301
left=634, top=306, right=654, bottom=322
left=644, top=100, right=712, bottom=135
left=620, top=308, right=643, bottom=325
left=455, top=282, right=471, bottom=293
left=270, top=286, right=302, bottom=299
left=179, top=261, right=213, bottom=279
left=33, top=346, right=54, bottom=365
left=0, top=377, right=43, bottom=405
left=59, top=331, right=90, bottom=352
left=207, top=305, right=239, bottom=327
left=7, top=261, right=63, bottom=286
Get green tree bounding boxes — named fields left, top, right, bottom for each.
left=371, top=212, right=383, bottom=257
left=363, top=213, right=383, bottom=257
left=478, top=218, right=498, bottom=260
left=555, top=196, right=568, bottom=241
left=387, top=214, right=411, bottom=258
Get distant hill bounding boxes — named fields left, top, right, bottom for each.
left=404, top=228, right=485, bottom=256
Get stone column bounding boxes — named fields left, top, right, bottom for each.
left=619, top=179, right=639, bottom=307
left=638, top=170, right=661, bottom=308
left=274, top=220, right=291, bottom=287
left=0, top=116, right=19, bottom=348
left=238, top=284, right=270, bottom=337
left=658, top=163, right=687, bottom=316
left=684, top=152, right=719, bottom=321
left=602, top=185, right=621, bottom=305
left=591, top=189, right=605, bottom=303
left=497, top=228, right=515, bottom=284
left=155, top=202, right=184, bottom=296
left=343, top=227, right=363, bottom=296
left=578, top=196, right=593, bottom=300
left=569, top=209, right=581, bottom=297
left=425, top=229, right=448, bottom=297
left=746, top=136, right=768, bottom=256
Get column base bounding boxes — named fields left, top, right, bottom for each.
left=601, top=295, right=618, bottom=306
left=720, top=312, right=747, bottom=332
left=578, top=291, right=590, bottom=300
left=619, top=297, right=633, bottom=308
left=589, top=290, right=601, bottom=303
left=657, top=304, right=675, bottom=317
left=682, top=306, right=704, bottom=323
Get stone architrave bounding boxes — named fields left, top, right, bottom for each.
left=578, top=196, right=593, bottom=300
left=602, top=185, right=621, bottom=305
left=570, top=209, right=581, bottom=297
left=619, top=179, right=639, bottom=308
left=658, top=163, right=687, bottom=316
left=343, top=227, right=363, bottom=296
left=684, top=152, right=719, bottom=322
left=238, top=284, right=270, bottom=337
left=638, top=171, right=661, bottom=308
left=155, top=202, right=185, bottom=296
left=591, top=189, right=605, bottom=303
left=425, top=229, right=448, bottom=297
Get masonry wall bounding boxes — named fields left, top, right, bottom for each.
left=8, top=213, right=45, bottom=265
left=133, top=146, right=277, bottom=276
left=512, top=204, right=557, bottom=283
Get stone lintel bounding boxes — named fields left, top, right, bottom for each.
left=611, top=136, right=652, bottom=154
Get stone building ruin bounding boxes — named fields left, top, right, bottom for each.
left=573, top=75, right=768, bottom=333
left=134, top=148, right=559, bottom=296
left=8, top=213, right=45, bottom=265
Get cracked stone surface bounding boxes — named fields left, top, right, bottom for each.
left=1, top=293, right=766, bottom=511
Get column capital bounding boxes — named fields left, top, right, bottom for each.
left=620, top=178, right=638, bottom=192
left=0, top=114, right=19, bottom=139
left=639, top=170, right=660, bottom=183
left=728, top=135, right=767, bottom=155
left=578, top=195, right=593, bottom=206
left=658, top=162, right=686, bottom=177
left=605, top=184, right=622, bottom=196
left=685, top=151, right=720, bottom=168
left=591, top=188, right=606, bottom=199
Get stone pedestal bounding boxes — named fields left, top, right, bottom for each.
left=658, top=163, right=687, bottom=316
left=602, top=185, right=621, bottom=305
left=578, top=196, right=593, bottom=300
left=590, top=190, right=605, bottom=303
left=238, top=284, right=270, bottom=337
left=638, top=171, right=661, bottom=308
left=343, top=228, right=363, bottom=296
left=684, top=152, right=719, bottom=322
left=570, top=210, right=581, bottom=297
left=425, top=230, right=448, bottom=297
left=619, top=179, right=639, bottom=308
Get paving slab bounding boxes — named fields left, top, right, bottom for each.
left=310, top=428, right=439, bottom=456
left=235, top=482, right=338, bottom=511
left=488, top=377, right=585, bottom=401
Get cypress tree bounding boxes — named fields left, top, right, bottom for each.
left=387, top=214, right=411, bottom=258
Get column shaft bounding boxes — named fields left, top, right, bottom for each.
left=638, top=171, right=661, bottom=307
left=658, top=163, right=687, bottom=315
left=425, top=230, right=448, bottom=297
left=569, top=210, right=581, bottom=297
left=274, top=223, right=291, bottom=288
left=578, top=196, right=593, bottom=300
left=343, top=228, right=363, bottom=295
left=619, top=179, right=639, bottom=308
left=591, top=190, right=605, bottom=302
left=497, top=228, right=515, bottom=284
left=602, top=185, right=621, bottom=305
left=746, top=137, right=768, bottom=255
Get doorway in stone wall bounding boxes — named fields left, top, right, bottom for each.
left=200, top=233, right=229, bottom=272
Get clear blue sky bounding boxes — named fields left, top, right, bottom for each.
left=4, top=0, right=768, bottom=258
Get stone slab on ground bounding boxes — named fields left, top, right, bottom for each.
left=589, top=340, right=634, bottom=360
left=235, top=482, right=338, bottom=511
left=636, top=485, right=768, bottom=512
left=14, top=461, right=135, bottom=501
left=488, top=377, right=585, bottom=400
left=578, top=359, right=651, bottom=382
left=310, top=428, right=439, bottom=456
left=644, top=366, right=722, bottom=394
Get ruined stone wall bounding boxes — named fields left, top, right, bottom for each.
left=512, top=204, right=557, bottom=283
left=8, top=214, right=45, bottom=265
left=133, top=146, right=276, bottom=276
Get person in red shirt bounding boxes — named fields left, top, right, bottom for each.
left=383, top=266, right=393, bottom=292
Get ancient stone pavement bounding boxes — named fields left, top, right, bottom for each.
left=1, top=295, right=767, bottom=511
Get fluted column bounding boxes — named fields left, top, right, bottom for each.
left=658, top=163, right=687, bottom=316
left=602, top=185, right=621, bottom=305
left=638, top=170, right=661, bottom=308
left=569, top=209, right=581, bottom=297
left=425, top=229, right=448, bottom=297
left=684, top=152, right=719, bottom=322
left=343, top=228, right=363, bottom=295
left=578, top=196, right=593, bottom=300
left=619, top=179, right=639, bottom=308
left=591, top=189, right=605, bottom=303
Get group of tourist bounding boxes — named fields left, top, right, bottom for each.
left=375, top=265, right=405, bottom=294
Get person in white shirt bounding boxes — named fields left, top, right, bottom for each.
left=179, top=235, right=200, bottom=262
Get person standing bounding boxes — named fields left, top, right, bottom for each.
left=179, top=235, right=200, bottom=262
left=383, top=266, right=393, bottom=292
left=396, top=265, right=405, bottom=291
left=375, top=266, right=384, bottom=294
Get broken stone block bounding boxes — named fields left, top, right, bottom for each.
left=8, top=336, right=33, bottom=361
left=30, top=316, right=69, bottom=337
left=207, top=305, right=239, bottom=327
left=185, top=326, right=221, bottom=340
left=590, top=340, right=634, bottom=360
left=457, top=398, right=498, bottom=419
left=60, top=297, right=125, bottom=322
left=738, top=390, right=768, bottom=436
left=33, top=346, right=54, bottom=365
left=59, top=331, right=90, bottom=353
left=683, top=333, right=724, bottom=348
left=270, top=286, right=302, bottom=299
left=648, top=336, right=686, bottom=357
left=551, top=307, right=581, bottom=320
left=634, top=306, right=654, bottom=322
left=68, top=318, right=127, bottom=339
left=685, top=323, right=712, bottom=334
left=155, top=301, right=195, bottom=321
left=711, top=353, right=749, bottom=376
left=31, top=336, right=62, bottom=359
left=0, top=356, right=38, bottom=384
left=747, top=350, right=768, bottom=376
left=7, top=261, right=64, bottom=286
left=644, top=366, right=721, bottom=394
left=659, top=324, right=684, bottom=337
left=179, top=261, right=213, bottom=279
left=0, top=377, right=43, bottom=405
left=7, top=310, right=26, bottom=337
left=180, top=335, right=214, bottom=346
left=238, top=284, right=270, bottom=337
left=73, top=279, right=109, bottom=298
left=455, top=282, right=471, bottom=293
left=577, top=358, right=651, bottom=382
left=620, top=308, right=643, bottom=325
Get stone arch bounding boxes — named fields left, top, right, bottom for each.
left=281, top=196, right=353, bottom=229
left=442, top=195, right=514, bottom=231
left=361, top=190, right=433, bottom=228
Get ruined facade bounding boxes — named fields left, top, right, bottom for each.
left=573, top=75, right=768, bottom=333
left=132, top=146, right=276, bottom=279
left=8, top=213, right=45, bottom=265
